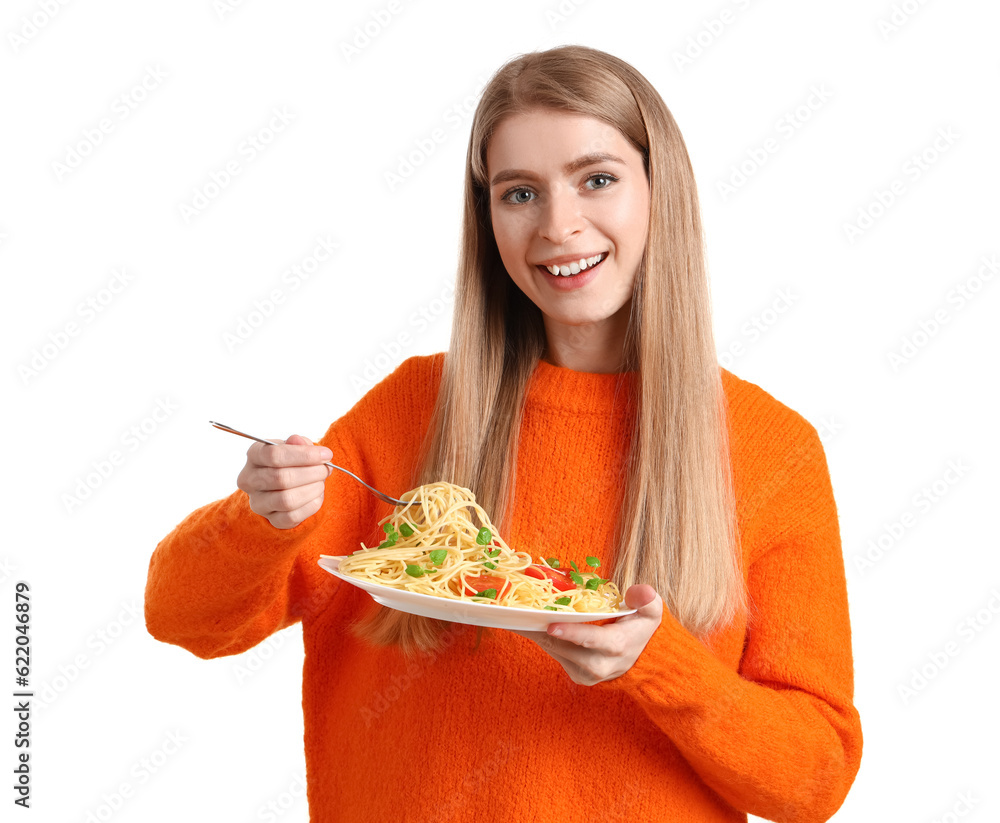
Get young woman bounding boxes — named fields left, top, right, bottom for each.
left=145, top=45, right=862, bottom=822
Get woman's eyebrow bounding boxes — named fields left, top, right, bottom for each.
left=489, top=152, right=626, bottom=187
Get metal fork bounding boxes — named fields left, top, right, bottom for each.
left=209, top=421, right=412, bottom=508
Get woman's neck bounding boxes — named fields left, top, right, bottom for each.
left=541, top=312, right=630, bottom=374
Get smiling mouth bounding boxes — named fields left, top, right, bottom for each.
left=537, top=252, right=608, bottom=277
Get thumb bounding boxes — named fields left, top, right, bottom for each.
left=625, top=584, right=661, bottom=615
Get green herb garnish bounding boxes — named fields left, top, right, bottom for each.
left=399, top=523, right=414, bottom=538
left=378, top=523, right=399, bottom=548
left=429, top=549, right=447, bottom=566
left=483, top=562, right=498, bottom=570
left=405, top=564, right=424, bottom=577
left=569, top=560, right=580, bottom=572
left=546, top=558, right=560, bottom=569
left=486, top=548, right=501, bottom=558
left=585, top=577, right=606, bottom=590
left=569, top=570, right=584, bottom=586
left=474, top=588, right=497, bottom=600
left=586, top=556, right=600, bottom=569
left=554, top=596, right=571, bottom=606
left=476, top=527, right=492, bottom=545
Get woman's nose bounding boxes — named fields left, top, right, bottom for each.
left=538, top=187, right=583, bottom=244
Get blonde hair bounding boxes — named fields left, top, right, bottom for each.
left=353, top=45, right=746, bottom=653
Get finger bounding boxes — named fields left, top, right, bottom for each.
left=247, top=437, right=333, bottom=468
left=547, top=586, right=661, bottom=647
left=252, top=463, right=332, bottom=493
left=266, top=494, right=324, bottom=530
left=624, top=583, right=660, bottom=612
left=253, top=481, right=326, bottom=515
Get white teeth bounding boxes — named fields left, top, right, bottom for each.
left=545, top=252, right=606, bottom=276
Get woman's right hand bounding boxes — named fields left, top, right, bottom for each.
left=236, top=434, right=333, bottom=529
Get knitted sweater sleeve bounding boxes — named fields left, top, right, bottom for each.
left=143, top=422, right=366, bottom=660
left=599, top=421, right=862, bottom=823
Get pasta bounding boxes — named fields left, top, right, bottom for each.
left=334, top=482, right=623, bottom=613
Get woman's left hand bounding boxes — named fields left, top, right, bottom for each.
left=510, top=584, right=663, bottom=685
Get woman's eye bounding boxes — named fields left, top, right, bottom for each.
left=504, top=189, right=535, bottom=204
left=587, top=174, right=617, bottom=190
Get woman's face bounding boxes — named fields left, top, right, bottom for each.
left=486, top=108, right=650, bottom=340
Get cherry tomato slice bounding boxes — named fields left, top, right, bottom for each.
left=524, top=564, right=576, bottom=592
left=461, top=574, right=511, bottom=600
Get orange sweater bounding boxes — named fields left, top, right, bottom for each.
left=145, top=354, right=861, bottom=822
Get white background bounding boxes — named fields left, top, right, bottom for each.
left=2, top=1, right=998, bottom=821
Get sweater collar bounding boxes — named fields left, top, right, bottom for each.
left=525, top=358, right=637, bottom=416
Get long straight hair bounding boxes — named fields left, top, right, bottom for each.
left=352, top=45, right=746, bottom=653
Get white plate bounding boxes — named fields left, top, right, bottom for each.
left=318, top=555, right=636, bottom=631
